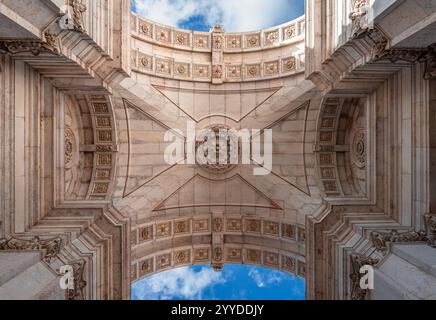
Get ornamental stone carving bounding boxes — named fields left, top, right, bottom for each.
left=423, top=44, right=436, bottom=80
left=351, top=128, right=366, bottom=168
left=247, top=64, right=261, bottom=78
left=175, top=250, right=191, bottom=265
left=0, top=33, right=60, bottom=56
left=64, top=126, right=75, bottom=168
left=282, top=255, right=296, bottom=273
left=69, top=0, right=87, bottom=33
left=424, top=214, right=436, bottom=248
left=349, top=254, right=379, bottom=300
left=371, top=230, right=428, bottom=254
left=349, top=0, right=369, bottom=38
left=196, top=124, right=238, bottom=173
left=283, top=57, right=296, bottom=72
left=283, top=25, right=296, bottom=40
left=246, top=34, right=260, bottom=48
left=0, top=236, right=62, bottom=263
left=193, top=35, right=208, bottom=49
left=212, top=65, right=223, bottom=79
left=66, top=259, right=87, bottom=300
left=212, top=218, right=223, bottom=233
left=265, top=30, right=279, bottom=46
left=212, top=35, right=223, bottom=50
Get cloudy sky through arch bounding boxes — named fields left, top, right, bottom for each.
left=131, top=0, right=305, bottom=32
left=132, top=265, right=306, bottom=300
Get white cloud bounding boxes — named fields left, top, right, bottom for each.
left=132, top=266, right=227, bottom=300
left=133, top=0, right=303, bottom=32
left=248, top=268, right=285, bottom=288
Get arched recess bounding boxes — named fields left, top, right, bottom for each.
left=130, top=213, right=306, bottom=284
left=314, top=95, right=375, bottom=203
left=58, top=94, right=119, bottom=204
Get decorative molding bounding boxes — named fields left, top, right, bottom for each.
left=0, top=236, right=62, bottom=263
left=349, top=0, right=370, bottom=38
left=424, top=214, right=436, bottom=248
left=0, top=32, right=61, bottom=56
left=132, top=13, right=304, bottom=52
left=423, top=44, right=436, bottom=80
left=64, top=126, right=75, bottom=169
left=132, top=51, right=304, bottom=82
left=66, top=259, right=87, bottom=300
left=69, top=0, right=87, bottom=33
left=349, top=254, right=379, bottom=300
left=371, top=230, right=428, bottom=254
left=351, top=128, right=366, bottom=168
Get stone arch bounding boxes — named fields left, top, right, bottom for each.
left=131, top=214, right=306, bottom=284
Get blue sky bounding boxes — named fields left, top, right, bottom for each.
left=132, top=265, right=306, bottom=300
left=131, top=0, right=305, bottom=32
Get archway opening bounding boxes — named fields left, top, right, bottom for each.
left=131, top=0, right=305, bottom=32
left=132, top=264, right=306, bottom=300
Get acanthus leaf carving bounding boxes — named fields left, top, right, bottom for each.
left=0, top=31, right=61, bottom=56
left=424, top=214, right=436, bottom=248
left=349, top=254, right=379, bottom=300
left=423, top=44, right=436, bottom=80
left=0, top=236, right=62, bottom=263
left=66, top=259, right=87, bottom=300
left=371, top=230, right=428, bottom=255
left=69, top=0, right=87, bottom=33
left=349, top=0, right=370, bottom=38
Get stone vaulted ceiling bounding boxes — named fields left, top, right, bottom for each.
left=1, top=0, right=436, bottom=300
